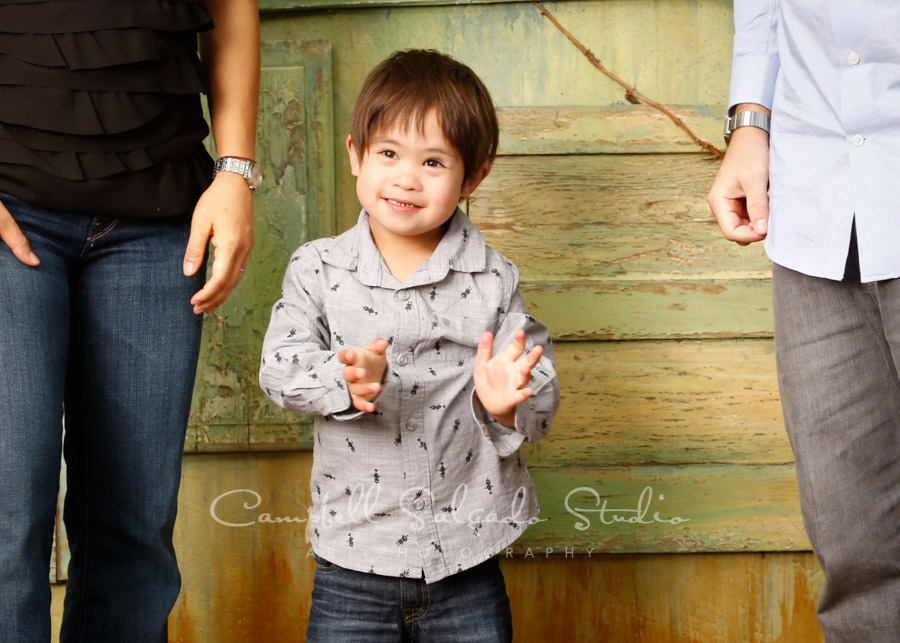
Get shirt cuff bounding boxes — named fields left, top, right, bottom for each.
left=279, top=353, right=354, bottom=418
left=728, top=54, right=779, bottom=112
left=470, top=393, right=526, bottom=458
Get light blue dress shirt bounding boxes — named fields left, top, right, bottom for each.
left=729, top=1, right=900, bottom=282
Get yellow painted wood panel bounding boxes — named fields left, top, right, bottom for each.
left=521, top=464, right=808, bottom=553
left=504, top=553, right=823, bottom=643
left=155, top=453, right=821, bottom=642
left=521, top=279, right=773, bottom=340
left=529, top=340, right=789, bottom=468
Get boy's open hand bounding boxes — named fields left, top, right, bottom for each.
left=473, top=329, right=543, bottom=428
left=338, top=338, right=389, bottom=413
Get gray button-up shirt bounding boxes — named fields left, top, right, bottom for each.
left=260, top=209, right=559, bottom=581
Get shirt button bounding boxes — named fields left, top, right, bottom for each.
left=398, top=290, right=410, bottom=301
left=412, top=498, right=426, bottom=511
left=396, top=354, right=409, bottom=366
left=852, top=134, right=865, bottom=147
left=406, top=418, right=418, bottom=431
left=847, top=50, right=860, bottom=65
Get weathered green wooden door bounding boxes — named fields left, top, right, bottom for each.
left=51, top=2, right=825, bottom=641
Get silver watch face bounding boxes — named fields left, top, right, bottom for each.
left=248, top=163, right=263, bottom=190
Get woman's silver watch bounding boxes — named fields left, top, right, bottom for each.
left=213, top=157, right=263, bottom=190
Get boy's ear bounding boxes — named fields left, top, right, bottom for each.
left=460, top=162, right=492, bottom=199
left=346, top=134, right=360, bottom=177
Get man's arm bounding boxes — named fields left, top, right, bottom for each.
left=707, top=104, right=771, bottom=245
left=184, top=0, right=260, bottom=314
left=708, top=1, right=779, bottom=245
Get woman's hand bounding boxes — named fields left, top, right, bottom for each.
left=183, top=172, right=253, bottom=314
left=0, top=200, right=39, bottom=266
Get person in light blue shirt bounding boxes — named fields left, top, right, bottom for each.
left=708, top=2, right=900, bottom=640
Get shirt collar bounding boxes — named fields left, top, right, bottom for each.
left=323, top=208, right=487, bottom=288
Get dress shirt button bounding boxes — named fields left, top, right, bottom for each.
left=852, top=134, right=865, bottom=147
left=398, top=290, right=410, bottom=301
left=396, top=353, right=409, bottom=366
left=412, top=498, right=426, bottom=511
left=847, top=50, right=860, bottom=65
left=406, top=418, right=418, bottom=431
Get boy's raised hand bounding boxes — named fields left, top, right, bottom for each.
left=473, top=329, right=543, bottom=428
left=338, top=338, right=389, bottom=413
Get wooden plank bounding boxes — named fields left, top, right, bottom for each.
left=469, top=154, right=770, bottom=282
left=521, top=278, right=773, bottom=341
left=167, top=453, right=820, bottom=642
left=171, top=452, right=315, bottom=642
left=518, top=464, right=808, bottom=553
left=523, top=340, right=790, bottom=469
left=497, top=105, right=724, bottom=155
left=503, top=552, right=823, bottom=643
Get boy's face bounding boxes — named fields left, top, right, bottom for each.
left=347, top=109, right=488, bottom=248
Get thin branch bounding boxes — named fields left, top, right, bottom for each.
left=532, top=1, right=724, bottom=160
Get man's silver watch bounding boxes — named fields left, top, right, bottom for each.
left=723, top=110, right=771, bottom=144
left=214, top=157, right=263, bottom=190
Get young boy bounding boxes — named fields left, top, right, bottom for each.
left=260, top=49, right=559, bottom=641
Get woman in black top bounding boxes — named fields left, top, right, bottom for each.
left=0, top=1, right=259, bottom=639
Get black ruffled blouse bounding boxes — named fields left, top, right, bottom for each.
left=0, top=0, right=215, bottom=217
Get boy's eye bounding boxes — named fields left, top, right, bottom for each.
left=424, top=159, right=443, bottom=168
left=379, top=150, right=396, bottom=159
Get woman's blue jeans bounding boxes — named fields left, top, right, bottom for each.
left=0, top=194, right=204, bottom=642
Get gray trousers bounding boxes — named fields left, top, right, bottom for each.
left=773, top=240, right=900, bottom=641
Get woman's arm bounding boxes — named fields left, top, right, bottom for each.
left=184, top=0, right=261, bottom=314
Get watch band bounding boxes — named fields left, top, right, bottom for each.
left=213, top=157, right=263, bottom=190
left=723, top=110, right=771, bottom=144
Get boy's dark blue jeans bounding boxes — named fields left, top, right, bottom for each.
left=0, top=193, right=204, bottom=642
left=306, top=554, right=513, bottom=642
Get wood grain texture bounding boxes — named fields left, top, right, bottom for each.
left=521, top=279, right=773, bottom=340
left=497, top=105, right=724, bottom=155
left=519, top=464, right=808, bottom=553
left=503, top=552, right=823, bottom=642
left=170, top=453, right=315, bottom=643
left=158, top=453, right=821, bottom=643
left=526, top=340, right=789, bottom=468
left=469, top=154, right=770, bottom=282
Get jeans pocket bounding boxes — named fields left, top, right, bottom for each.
left=313, top=552, right=341, bottom=574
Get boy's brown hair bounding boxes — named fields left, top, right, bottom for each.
left=350, top=49, right=499, bottom=186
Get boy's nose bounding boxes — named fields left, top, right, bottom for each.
left=393, top=165, right=421, bottom=190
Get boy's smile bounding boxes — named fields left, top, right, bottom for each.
left=347, top=110, right=487, bottom=253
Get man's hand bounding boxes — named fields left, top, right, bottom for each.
left=473, top=329, right=543, bottom=428
left=183, top=172, right=254, bottom=314
left=707, top=108, right=771, bottom=246
left=339, top=338, right=389, bottom=413
left=0, top=200, right=39, bottom=266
